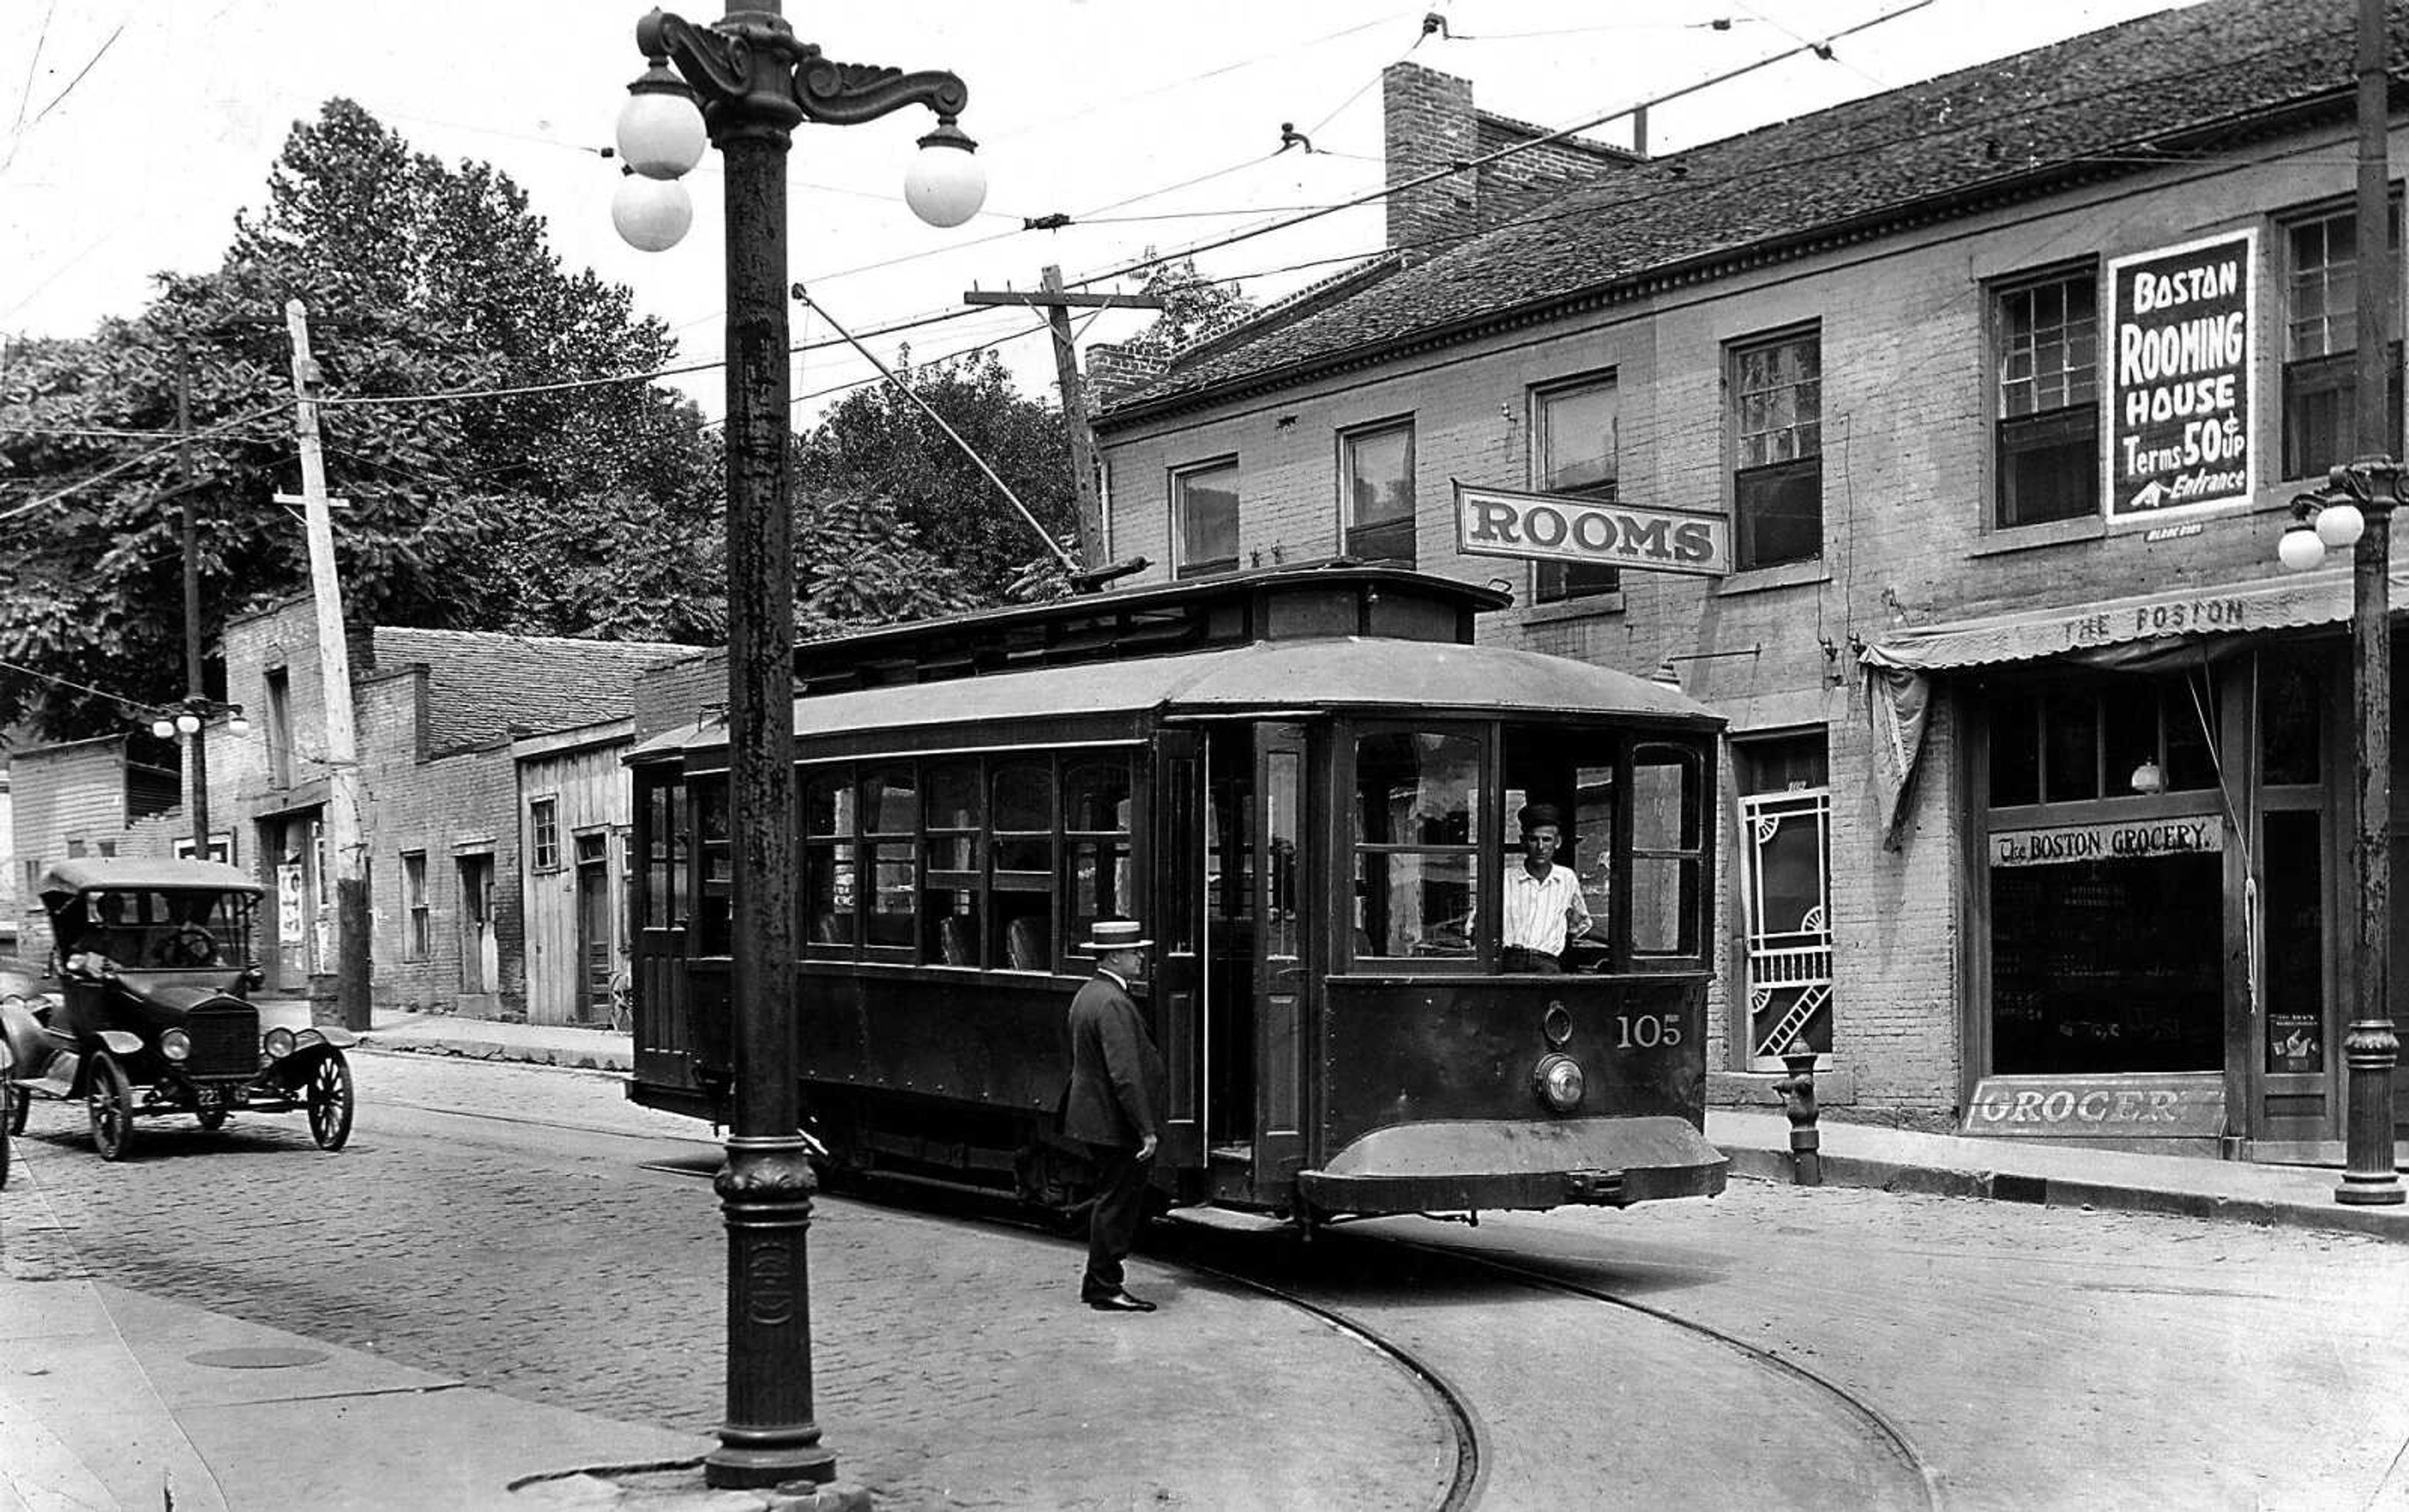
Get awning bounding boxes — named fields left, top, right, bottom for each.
left=1859, top=566, right=2409, bottom=673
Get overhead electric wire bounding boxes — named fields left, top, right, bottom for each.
left=0, top=400, right=289, bottom=523
left=1056, top=0, right=1939, bottom=294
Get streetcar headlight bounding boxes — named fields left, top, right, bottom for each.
left=161, top=1028, right=192, bottom=1062
left=263, top=1027, right=297, bottom=1061
left=1534, top=1052, right=1585, bottom=1112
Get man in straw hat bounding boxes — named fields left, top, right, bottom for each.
left=1062, top=916, right=1168, bottom=1312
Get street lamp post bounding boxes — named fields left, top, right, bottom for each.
left=2270, top=0, right=2401, bottom=1207
left=147, top=698, right=249, bottom=859
left=612, top=6, right=986, bottom=1490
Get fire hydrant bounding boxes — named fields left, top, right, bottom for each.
left=1771, top=1040, right=1822, bottom=1186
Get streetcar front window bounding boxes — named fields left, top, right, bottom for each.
left=1353, top=728, right=1481, bottom=960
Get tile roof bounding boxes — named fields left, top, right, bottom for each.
left=1102, top=0, right=2376, bottom=419
left=371, top=627, right=694, bottom=753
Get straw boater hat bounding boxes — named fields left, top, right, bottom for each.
left=1082, top=918, right=1153, bottom=953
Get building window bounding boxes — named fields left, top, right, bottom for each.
left=264, top=667, right=292, bottom=788
left=529, top=797, right=561, bottom=872
left=401, top=851, right=430, bottom=962
left=2283, top=202, right=2403, bottom=479
left=1995, top=269, right=2100, bottom=527
left=1173, top=459, right=1239, bottom=578
left=1731, top=330, right=1822, bottom=570
left=1341, top=420, right=1415, bottom=567
left=1531, top=375, right=1620, bottom=602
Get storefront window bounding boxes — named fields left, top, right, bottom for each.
left=1991, top=854, right=2221, bottom=1073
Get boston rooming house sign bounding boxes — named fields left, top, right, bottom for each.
left=1454, top=482, right=1731, bottom=577
left=2104, top=230, right=2256, bottom=524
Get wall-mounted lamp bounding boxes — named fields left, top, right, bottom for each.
left=2129, top=759, right=2166, bottom=794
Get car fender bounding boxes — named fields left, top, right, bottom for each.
left=95, top=1029, right=144, bottom=1059
left=263, top=1036, right=349, bottom=1090
left=301, top=1026, right=359, bottom=1051
left=1, top=993, right=53, bottom=1075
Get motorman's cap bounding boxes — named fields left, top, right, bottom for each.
left=1518, top=802, right=1565, bottom=831
left=1082, top=918, right=1154, bottom=953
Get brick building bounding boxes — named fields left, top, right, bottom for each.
left=1091, top=0, right=2409, bottom=1160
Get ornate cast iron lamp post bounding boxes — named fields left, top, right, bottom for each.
left=611, top=6, right=986, bottom=1488
left=2270, top=0, right=2401, bottom=1207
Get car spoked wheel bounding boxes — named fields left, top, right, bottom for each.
left=88, top=1052, right=136, bottom=1162
left=306, top=1050, right=354, bottom=1151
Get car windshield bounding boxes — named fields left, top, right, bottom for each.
left=66, top=888, right=251, bottom=969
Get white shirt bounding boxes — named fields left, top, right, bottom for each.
left=1504, top=862, right=1591, bottom=957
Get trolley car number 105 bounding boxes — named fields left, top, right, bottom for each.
left=1614, top=1013, right=1683, bottom=1049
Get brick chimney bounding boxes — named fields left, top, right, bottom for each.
left=1384, top=63, right=1479, bottom=255
left=1085, top=342, right=1173, bottom=413
left=1384, top=61, right=1645, bottom=260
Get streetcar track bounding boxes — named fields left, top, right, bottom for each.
left=1381, top=1232, right=1945, bottom=1512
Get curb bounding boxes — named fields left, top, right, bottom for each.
left=1718, top=1144, right=2409, bottom=1242
left=356, top=1033, right=632, bottom=1074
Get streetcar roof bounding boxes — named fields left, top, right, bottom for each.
left=631, top=636, right=1720, bottom=761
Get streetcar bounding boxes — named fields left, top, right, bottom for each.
left=625, top=563, right=1728, bottom=1225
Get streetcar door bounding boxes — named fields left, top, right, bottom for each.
left=1153, top=730, right=1206, bottom=1173
left=1252, top=721, right=1310, bottom=1196
left=631, top=770, right=693, bottom=1092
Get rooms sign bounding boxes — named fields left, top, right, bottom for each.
left=1454, top=482, right=1731, bottom=577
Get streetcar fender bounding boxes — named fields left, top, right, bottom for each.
left=1296, top=1115, right=1728, bottom=1215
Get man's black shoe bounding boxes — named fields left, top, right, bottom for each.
left=1084, top=1288, right=1157, bottom=1312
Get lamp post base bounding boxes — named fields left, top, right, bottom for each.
left=2334, top=1178, right=2405, bottom=1206
left=705, top=1432, right=838, bottom=1490
left=2334, top=1018, right=2403, bottom=1206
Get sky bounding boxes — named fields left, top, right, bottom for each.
left=0, top=0, right=2196, bottom=427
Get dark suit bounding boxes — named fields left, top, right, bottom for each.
left=1063, top=967, right=1166, bottom=1297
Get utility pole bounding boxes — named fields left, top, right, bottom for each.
left=962, top=269, right=1161, bottom=572
left=282, top=300, right=371, bottom=1033
left=176, top=348, right=211, bottom=860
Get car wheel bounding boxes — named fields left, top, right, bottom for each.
left=306, top=1050, right=354, bottom=1151
left=88, top=1052, right=135, bottom=1163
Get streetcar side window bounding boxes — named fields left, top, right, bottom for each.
left=803, top=769, right=858, bottom=950
left=1353, top=727, right=1482, bottom=961
left=992, top=760, right=1056, bottom=972
left=696, top=777, right=733, bottom=956
left=861, top=765, right=917, bottom=957
left=922, top=759, right=982, bottom=967
left=1064, top=759, right=1134, bottom=962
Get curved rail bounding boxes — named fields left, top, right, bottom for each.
left=1384, top=1234, right=1944, bottom=1512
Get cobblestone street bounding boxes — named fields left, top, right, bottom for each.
left=9, top=1052, right=2409, bottom=1508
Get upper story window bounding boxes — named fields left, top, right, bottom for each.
left=2282, top=200, right=2403, bottom=480
left=1531, top=375, right=1619, bottom=602
left=1173, top=459, right=1239, bottom=578
left=1341, top=420, right=1416, bottom=567
left=1995, top=268, right=2100, bottom=528
left=529, top=796, right=561, bottom=872
left=1731, top=329, right=1822, bottom=570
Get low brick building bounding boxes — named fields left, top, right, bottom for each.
left=1092, top=0, right=2409, bottom=1161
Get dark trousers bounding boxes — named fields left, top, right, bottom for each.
left=1082, top=1141, right=1151, bottom=1296
left=1502, top=945, right=1563, bottom=974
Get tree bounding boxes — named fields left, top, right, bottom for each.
left=795, top=348, right=1077, bottom=605
left=0, top=100, right=721, bottom=742
left=1116, top=255, right=1257, bottom=361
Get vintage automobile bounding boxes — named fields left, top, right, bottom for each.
left=0, top=857, right=355, bottom=1177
